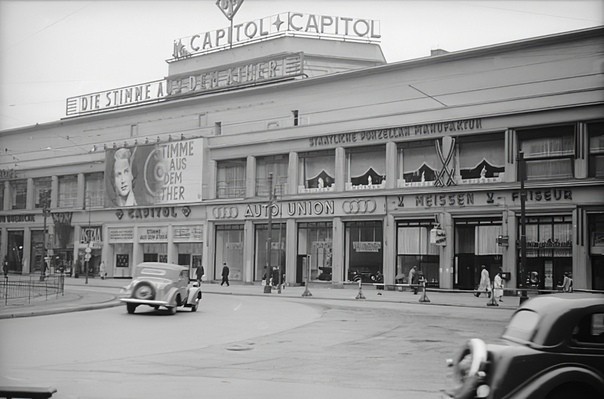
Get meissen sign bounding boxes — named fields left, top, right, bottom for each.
left=172, top=12, right=380, bottom=59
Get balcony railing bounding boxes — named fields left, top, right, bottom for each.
left=345, top=181, right=386, bottom=191
left=217, top=180, right=246, bottom=199
left=298, top=184, right=335, bottom=194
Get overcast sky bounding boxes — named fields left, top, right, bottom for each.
left=0, top=0, right=602, bottom=131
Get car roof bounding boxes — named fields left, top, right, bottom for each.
left=135, top=262, right=188, bottom=272
left=509, top=294, right=604, bottom=346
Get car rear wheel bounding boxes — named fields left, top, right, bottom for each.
left=126, top=303, right=137, bottom=314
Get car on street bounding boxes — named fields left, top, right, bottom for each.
left=119, top=262, right=202, bottom=315
left=444, top=294, right=604, bottom=399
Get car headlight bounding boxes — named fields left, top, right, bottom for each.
left=445, top=338, right=489, bottom=399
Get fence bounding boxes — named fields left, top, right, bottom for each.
left=0, top=274, right=65, bottom=306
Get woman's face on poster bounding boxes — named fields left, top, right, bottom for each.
left=114, top=158, right=133, bottom=197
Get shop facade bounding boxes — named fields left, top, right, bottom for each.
left=0, top=19, right=602, bottom=291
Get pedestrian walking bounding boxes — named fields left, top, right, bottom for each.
left=221, top=262, right=230, bottom=286
left=409, top=266, right=419, bottom=294
left=475, top=265, right=491, bottom=297
left=493, top=270, right=504, bottom=302
left=559, top=272, right=573, bottom=292
left=196, top=264, right=204, bottom=284
left=99, top=261, right=106, bottom=280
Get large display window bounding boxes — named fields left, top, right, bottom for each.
left=517, top=215, right=572, bottom=289
left=345, top=221, right=383, bottom=282
left=296, top=222, right=333, bottom=283
left=215, top=224, right=244, bottom=281
left=255, top=223, right=286, bottom=282
left=396, top=221, right=439, bottom=287
left=454, top=219, right=502, bottom=290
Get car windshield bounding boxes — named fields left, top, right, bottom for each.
left=503, top=309, right=540, bottom=342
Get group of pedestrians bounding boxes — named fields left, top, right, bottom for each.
left=195, top=262, right=230, bottom=286
left=475, top=265, right=504, bottom=302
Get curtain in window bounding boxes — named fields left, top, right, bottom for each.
left=398, top=227, right=438, bottom=255
left=58, top=175, right=78, bottom=208
left=459, top=140, right=505, bottom=170
left=216, top=161, right=246, bottom=198
left=348, top=149, right=385, bottom=177
left=525, top=159, right=573, bottom=179
left=475, top=225, right=502, bottom=255
left=522, top=135, right=574, bottom=157
left=85, top=173, right=104, bottom=208
left=300, top=153, right=335, bottom=184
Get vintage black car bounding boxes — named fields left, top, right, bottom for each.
left=444, top=295, right=604, bottom=399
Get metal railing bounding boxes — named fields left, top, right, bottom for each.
left=0, top=274, right=65, bottom=306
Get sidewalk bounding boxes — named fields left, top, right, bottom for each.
left=1, top=277, right=526, bottom=319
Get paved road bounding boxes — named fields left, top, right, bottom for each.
left=1, top=285, right=512, bottom=399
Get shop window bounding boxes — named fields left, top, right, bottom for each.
left=454, top=220, right=502, bottom=290
left=517, top=215, right=572, bottom=289
left=398, top=141, right=438, bottom=187
left=7, top=230, right=24, bottom=273
left=457, top=133, right=505, bottom=184
left=397, top=223, right=439, bottom=287
left=215, top=224, right=244, bottom=281
left=255, top=223, right=286, bottom=283
left=345, top=221, right=383, bottom=282
left=297, top=222, right=333, bottom=282
left=58, top=175, right=78, bottom=208
left=9, top=179, right=27, bottom=209
left=298, top=150, right=335, bottom=193
left=519, top=125, right=575, bottom=180
left=216, top=159, right=246, bottom=199
left=34, top=177, right=52, bottom=208
left=588, top=122, right=604, bottom=177
left=0, top=184, right=4, bottom=211
left=256, top=155, right=288, bottom=197
left=346, top=146, right=386, bottom=190
left=85, top=172, right=104, bottom=208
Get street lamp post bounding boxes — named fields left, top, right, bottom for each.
left=263, top=173, right=274, bottom=293
left=40, top=190, right=51, bottom=282
left=518, top=151, right=528, bottom=303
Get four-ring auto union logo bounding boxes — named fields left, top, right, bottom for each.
left=342, top=199, right=377, bottom=214
left=212, top=206, right=239, bottom=219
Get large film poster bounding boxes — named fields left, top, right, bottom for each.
left=104, top=139, right=203, bottom=207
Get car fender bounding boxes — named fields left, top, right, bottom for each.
left=509, top=365, right=604, bottom=398
left=165, top=287, right=183, bottom=307
left=186, top=285, right=202, bottom=304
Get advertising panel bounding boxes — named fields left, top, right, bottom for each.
left=104, top=138, right=203, bottom=207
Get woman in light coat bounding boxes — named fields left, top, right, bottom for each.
left=493, top=271, right=504, bottom=302
left=475, top=265, right=491, bottom=297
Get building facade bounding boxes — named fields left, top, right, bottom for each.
left=1, top=15, right=602, bottom=291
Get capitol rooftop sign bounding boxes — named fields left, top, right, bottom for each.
left=171, top=12, right=381, bottom=60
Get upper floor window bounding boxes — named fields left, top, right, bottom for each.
left=34, top=177, right=52, bottom=209
left=85, top=172, right=104, bottom=208
left=256, top=155, right=288, bottom=197
left=298, top=150, right=335, bottom=192
left=58, top=175, right=78, bottom=208
left=216, top=159, right=246, bottom=199
left=588, top=122, right=604, bottom=178
left=519, top=125, right=575, bottom=180
left=398, top=141, right=437, bottom=186
left=458, top=133, right=505, bottom=183
left=346, top=146, right=386, bottom=189
left=10, top=179, right=27, bottom=210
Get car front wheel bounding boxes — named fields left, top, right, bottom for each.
left=191, top=295, right=200, bottom=312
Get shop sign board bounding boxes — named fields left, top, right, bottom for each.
left=173, top=225, right=204, bottom=242
left=104, top=139, right=203, bottom=208
left=108, top=227, right=134, bottom=243
left=430, top=227, right=447, bottom=246
left=167, top=53, right=304, bottom=96
left=138, top=227, right=169, bottom=243
left=80, top=226, right=103, bottom=244
left=66, top=79, right=167, bottom=116
left=353, top=241, right=381, bottom=253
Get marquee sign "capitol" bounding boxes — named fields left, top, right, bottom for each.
left=172, top=12, right=381, bottom=59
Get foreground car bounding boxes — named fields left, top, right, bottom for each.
left=120, top=262, right=202, bottom=315
left=444, top=295, right=604, bottom=399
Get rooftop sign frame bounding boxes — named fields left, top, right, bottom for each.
left=171, top=12, right=381, bottom=60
